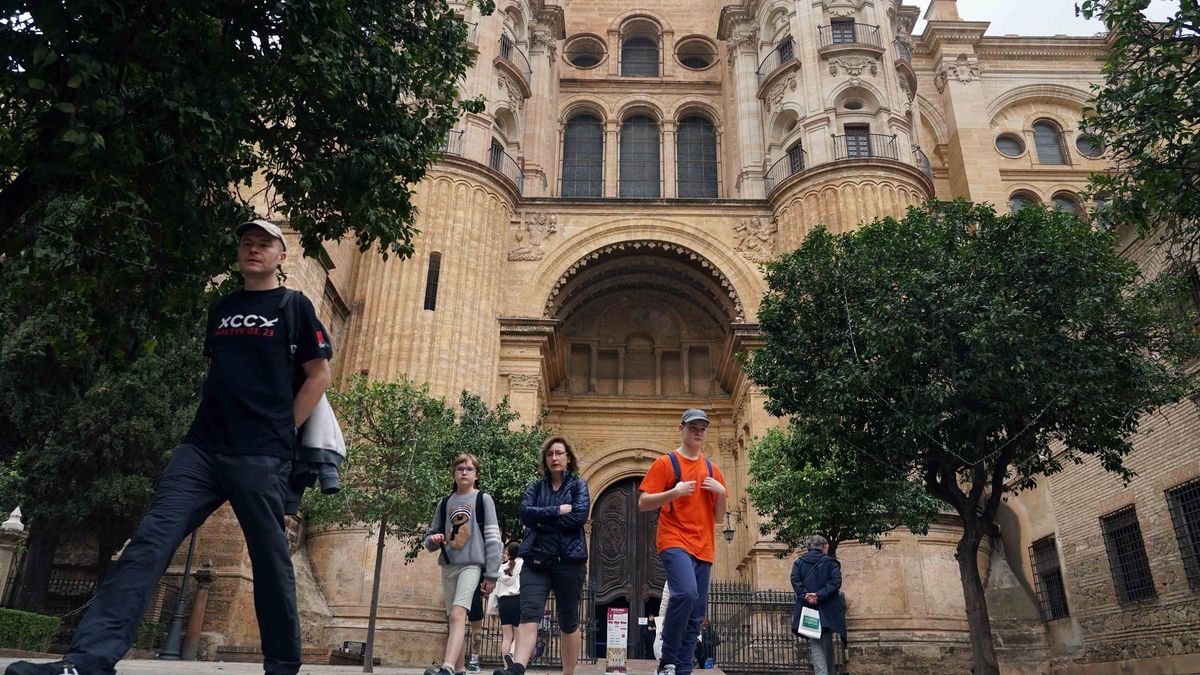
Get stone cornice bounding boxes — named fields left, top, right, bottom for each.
left=537, top=4, right=565, bottom=39
left=559, top=78, right=723, bottom=93
left=717, top=4, right=755, bottom=39
left=919, top=20, right=989, bottom=53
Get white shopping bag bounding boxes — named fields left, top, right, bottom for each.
left=797, top=606, right=822, bottom=639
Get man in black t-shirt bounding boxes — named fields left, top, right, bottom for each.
left=7, top=220, right=333, bottom=675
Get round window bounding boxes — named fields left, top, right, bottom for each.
left=995, top=134, right=1025, bottom=158
left=1075, top=134, right=1104, bottom=158
left=675, top=38, right=717, bottom=70
left=565, top=35, right=606, bottom=69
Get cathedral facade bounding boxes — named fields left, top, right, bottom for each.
left=174, top=0, right=1200, bottom=673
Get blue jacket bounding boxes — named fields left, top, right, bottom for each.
left=791, top=550, right=846, bottom=639
left=519, top=473, right=590, bottom=563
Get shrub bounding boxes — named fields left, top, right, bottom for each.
left=0, top=608, right=61, bottom=651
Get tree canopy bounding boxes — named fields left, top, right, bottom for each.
left=747, top=200, right=1193, bottom=674
left=1077, top=0, right=1200, bottom=261
left=747, top=427, right=941, bottom=558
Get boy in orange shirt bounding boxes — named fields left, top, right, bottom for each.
left=639, top=409, right=727, bottom=675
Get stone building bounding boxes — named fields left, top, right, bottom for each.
left=141, top=0, right=1200, bottom=673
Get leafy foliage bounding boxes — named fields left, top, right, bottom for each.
left=1077, top=0, right=1200, bottom=261
left=747, top=200, right=1193, bottom=673
left=747, top=428, right=940, bottom=557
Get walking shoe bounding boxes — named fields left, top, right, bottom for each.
left=655, top=663, right=677, bottom=675
left=4, top=662, right=86, bottom=675
left=422, top=667, right=454, bottom=675
left=503, top=652, right=516, bottom=670
left=467, top=653, right=482, bottom=673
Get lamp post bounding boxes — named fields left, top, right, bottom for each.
left=158, top=531, right=198, bottom=660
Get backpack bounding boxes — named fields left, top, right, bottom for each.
left=666, top=451, right=713, bottom=514
left=435, top=490, right=488, bottom=565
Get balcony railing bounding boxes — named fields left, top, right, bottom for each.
left=488, top=144, right=524, bottom=195
left=438, top=130, right=464, bottom=157
left=756, top=36, right=796, bottom=88
left=832, top=133, right=899, bottom=161
left=464, top=21, right=478, bottom=45
left=817, top=23, right=882, bottom=49
left=894, top=38, right=912, bottom=66
left=913, top=146, right=933, bottom=182
left=763, top=147, right=807, bottom=195
left=498, top=34, right=533, bottom=85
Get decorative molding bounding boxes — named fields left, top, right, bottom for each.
left=764, top=74, right=798, bottom=112
left=899, top=77, right=915, bottom=103
left=507, top=373, right=542, bottom=391
left=828, top=56, right=879, bottom=78
left=733, top=217, right=777, bottom=264
left=530, top=26, right=558, bottom=60
left=819, top=0, right=867, bottom=18
left=508, top=213, right=559, bottom=261
left=497, top=73, right=526, bottom=109
left=933, top=54, right=984, bottom=93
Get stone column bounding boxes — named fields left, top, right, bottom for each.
left=661, top=118, right=677, bottom=199
left=498, top=318, right=559, bottom=426
left=726, top=26, right=766, bottom=199
left=604, top=120, right=619, bottom=197
left=0, top=507, right=27, bottom=603
left=182, top=561, right=216, bottom=661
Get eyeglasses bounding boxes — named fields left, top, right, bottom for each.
left=456, top=466, right=477, bottom=473
left=545, top=450, right=569, bottom=458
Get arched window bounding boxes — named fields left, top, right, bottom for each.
left=1010, top=191, right=1039, bottom=214
left=619, top=115, right=660, bottom=198
left=1033, top=121, right=1067, bottom=165
left=622, top=37, right=659, bottom=76
left=676, top=116, right=718, bottom=198
left=1052, top=192, right=1084, bottom=217
left=561, top=114, right=604, bottom=197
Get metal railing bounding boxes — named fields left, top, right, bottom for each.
left=756, top=36, right=796, bottom=87
left=439, top=130, right=464, bottom=157
left=498, top=34, right=533, bottom=85
left=763, top=147, right=807, bottom=195
left=489, top=144, right=524, bottom=195
left=893, top=38, right=912, bottom=66
left=832, top=133, right=899, bottom=161
left=818, top=23, right=882, bottom=49
left=476, top=588, right=598, bottom=667
left=913, top=146, right=933, bottom=182
left=707, top=582, right=847, bottom=674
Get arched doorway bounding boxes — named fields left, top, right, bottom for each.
left=590, top=477, right=665, bottom=659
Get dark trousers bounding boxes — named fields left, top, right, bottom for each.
left=66, top=444, right=301, bottom=675
left=659, top=547, right=712, bottom=675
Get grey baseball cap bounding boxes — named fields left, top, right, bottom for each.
left=235, top=219, right=287, bottom=250
left=681, top=408, right=709, bottom=424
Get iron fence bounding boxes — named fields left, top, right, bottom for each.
left=489, top=143, right=525, bottom=195
left=913, top=147, right=933, bottom=182
left=832, top=133, right=899, bottom=162
left=818, top=23, right=882, bottom=49
left=475, top=588, right=598, bottom=667
left=707, top=582, right=846, bottom=674
left=498, top=34, right=533, bottom=85
left=756, top=36, right=795, bottom=87
left=763, top=146, right=807, bottom=194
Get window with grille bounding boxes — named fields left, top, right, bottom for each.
left=561, top=114, right=604, bottom=197
left=1029, top=536, right=1070, bottom=619
left=1101, top=506, right=1156, bottom=603
left=489, top=139, right=504, bottom=172
left=622, top=37, right=659, bottom=76
left=787, top=140, right=805, bottom=173
left=1033, top=121, right=1067, bottom=165
left=831, top=20, right=856, bottom=44
left=676, top=116, right=718, bottom=198
left=776, top=35, right=795, bottom=62
left=619, top=116, right=660, bottom=198
left=1167, top=477, right=1200, bottom=590
left=845, top=125, right=871, bottom=158
left=423, top=253, right=441, bottom=311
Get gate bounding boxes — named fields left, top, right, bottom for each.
left=707, top=582, right=847, bottom=674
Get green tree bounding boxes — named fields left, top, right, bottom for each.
left=747, top=427, right=941, bottom=558
left=1076, top=0, right=1200, bottom=261
left=448, top=392, right=547, bottom=544
left=747, top=201, right=1193, bottom=675
left=304, top=374, right=458, bottom=673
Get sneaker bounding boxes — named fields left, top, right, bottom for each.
left=656, top=664, right=677, bottom=675
left=4, top=662, right=86, bottom=675
left=503, top=652, right=516, bottom=670
left=422, top=667, right=454, bottom=675
left=467, top=654, right=481, bottom=673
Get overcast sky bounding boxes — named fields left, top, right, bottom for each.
left=910, top=0, right=1177, bottom=36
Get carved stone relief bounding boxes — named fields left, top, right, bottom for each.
left=497, top=73, right=526, bottom=109
left=508, top=373, right=542, bottom=391
left=933, top=54, right=984, bottom=93
left=507, top=213, right=558, bottom=261
left=530, top=26, right=557, bottom=60
left=828, top=56, right=879, bottom=78
left=764, top=74, right=798, bottom=112
left=819, top=0, right=868, bottom=18
left=733, top=217, right=778, bottom=264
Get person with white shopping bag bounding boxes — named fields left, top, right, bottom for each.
left=790, top=535, right=845, bottom=675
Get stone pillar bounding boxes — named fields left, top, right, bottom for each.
left=524, top=25, right=560, bottom=197
left=182, top=561, right=216, bottom=661
left=726, top=25, right=766, bottom=199
left=661, top=118, right=677, bottom=199
left=497, top=318, right=560, bottom=427
left=0, top=507, right=28, bottom=603
left=604, top=121, right=619, bottom=198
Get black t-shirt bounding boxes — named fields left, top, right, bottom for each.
left=184, top=287, right=333, bottom=458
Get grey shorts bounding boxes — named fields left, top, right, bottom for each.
left=441, top=564, right=483, bottom=615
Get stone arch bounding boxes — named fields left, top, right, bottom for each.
left=917, top=95, right=949, bottom=146
left=500, top=2, right=528, bottom=43
left=827, top=79, right=888, bottom=115
left=579, top=441, right=675, bottom=495
left=759, top=1, right=793, bottom=45
left=492, top=105, right=521, bottom=149
left=559, top=97, right=610, bottom=124
left=615, top=97, right=667, bottom=123
left=608, top=9, right=672, bottom=36
left=669, top=98, right=723, bottom=127
left=986, top=83, right=1091, bottom=127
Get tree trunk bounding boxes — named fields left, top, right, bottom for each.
left=827, top=539, right=840, bottom=558
left=15, top=525, right=59, bottom=613
left=363, top=518, right=387, bottom=674
left=956, top=527, right=998, bottom=675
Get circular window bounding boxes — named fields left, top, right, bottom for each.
left=995, top=134, right=1025, bottom=158
left=1052, top=193, right=1083, bottom=216
left=1075, top=134, right=1104, bottom=158
left=676, top=37, right=717, bottom=70
left=564, top=35, right=606, bottom=69
left=843, top=98, right=864, bottom=111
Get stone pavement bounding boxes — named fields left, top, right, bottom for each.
left=0, top=659, right=715, bottom=675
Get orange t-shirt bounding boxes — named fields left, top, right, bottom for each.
left=640, top=450, right=728, bottom=563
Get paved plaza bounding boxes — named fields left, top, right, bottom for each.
left=0, top=658, right=712, bottom=675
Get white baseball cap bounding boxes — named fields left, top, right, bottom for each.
left=235, top=219, right=287, bottom=250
